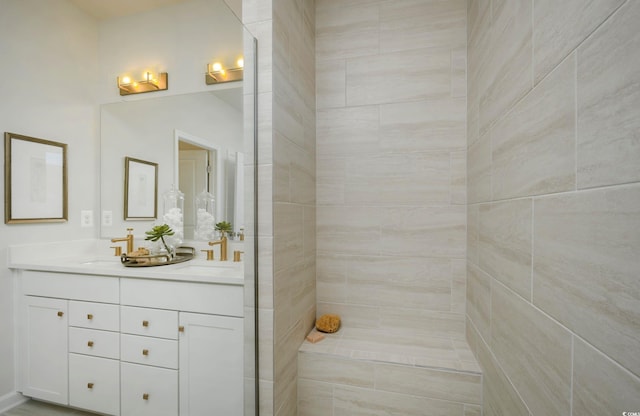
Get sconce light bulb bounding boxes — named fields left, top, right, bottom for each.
left=237, top=58, right=244, bottom=68
left=212, top=62, right=223, bottom=72
left=121, top=76, right=131, bottom=85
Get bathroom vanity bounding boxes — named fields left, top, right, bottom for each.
left=10, top=241, right=244, bottom=416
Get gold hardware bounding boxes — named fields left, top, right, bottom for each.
left=178, top=326, right=185, bottom=333
left=88, top=341, right=94, bottom=347
left=110, top=246, right=122, bottom=256
left=87, top=383, right=94, bottom=389
left=208, top=235, right=228, bottom=261
left=142, top=349, right=149, bottom=356
left=205, top=61, right=243, bottom=85
left=111, top=228, right=134, bottom=254
left=57, top=311, right=64, bottom=317
left=118, top=72, right=168, bottom=96
left=142, top=320, right=149, bottom=327
left=87, top=314, right=93, bottom=320
left=233, top=250, right=244, bottom=262
left=239, top=227, right=245, bottom=241
left=201, top=249, right=214, bottom=261
left=143, top=393, right=149, bottom=400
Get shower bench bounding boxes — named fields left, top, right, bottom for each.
left=297, top=327, right=482, bottom=415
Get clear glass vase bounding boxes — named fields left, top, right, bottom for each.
left=161, top=184, right=184, bottom=247
left=194, top=189, right=216, bottom=241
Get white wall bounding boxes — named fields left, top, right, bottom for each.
left=0, top=0, right=100, bottom=400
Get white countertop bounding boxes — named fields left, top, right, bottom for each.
left=8, top=239, right=244, bottom=285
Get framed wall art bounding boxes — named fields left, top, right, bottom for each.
left=124, top=156, right=158, bottom=220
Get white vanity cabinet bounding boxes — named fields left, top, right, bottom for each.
left=21, top=296, right=68, bottom=405
left=16, top=269, right=244, bottom=416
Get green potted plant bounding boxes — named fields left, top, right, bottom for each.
left=145, top=224, right=176, bottom=258
left=215, top=221, right=233, bottom=238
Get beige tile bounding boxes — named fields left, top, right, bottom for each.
left=451, top=48, right=467, bottom=99
left=379, top=97, right=466, bottom=152
left=382, top=206, right=466, bottom=258
left=467, top=131, right=491, bottom=204
left=344, top=152, right=452, bottom=206
left=316, top=254, right=348, bottom=304
left=577, top=0, right=640, bottom=188
left=347, top=47, right=452, bottom=106
left=491, top=54, right=576, bottom=200
left=451, top=258, right=467, bottom=313
left=316, top=0, right=378, bottom=11
left=316, top=157, right=345, bottom=206
left=573, top=337, right=640, bottom=415
left=316, top=205, right=382, bottom=255
left=464, top=404, right=482, bottom=416
left=379, top=0, right=466, bottom=53
left=297, top=379, right=333, bottom=416
left=533, top=184, right=640, bottom=377
left=467, top=0, right=491, bottom=148
left=4, top=400, right=92, bottom=416
left=316, top=3, right=379, bottom=61
left=380, top=309, right=465, bottom=340
left=302, top=205, right=315, bottom=258
left=534, top=0, right=624, bottom=83
left=375, top=362, right=482, bottom=404
left=333, top=385, right=464, bottom=416
left=491, top=281, right=572, bottom=416
left=316, top=106, right=379, bottom=157
left=476, top=336, right=529, bottom=416
left=479, top=0, right=532, bottom=133
left=316, top=59, right=345, bottom=110
left=273, top=202, right=304, bottom=271
left=242, top=0, right=272, bottom=25
left=298, top=351, right=375, bottom=388
left=467, top=204, right=479, bottom=266
left=259, top=380, right=274, bottom=416
left=466, top=263, right=491, bottom=343
left=451, top=150, right=467, bottom=205
left=479, top=199, right=532, bottom=300
left=257, top=163, right=273, bottom=237
left=317, top=302, right=381, bottom=329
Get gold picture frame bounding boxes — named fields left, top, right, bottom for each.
left=4, top=132, right=68, bottom=224
left=124, top=156, right=158, bottom=220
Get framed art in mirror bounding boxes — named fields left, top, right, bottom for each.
left=4, top=132, right=68, bottom=224
left=124, top=156, right=158, bottom=220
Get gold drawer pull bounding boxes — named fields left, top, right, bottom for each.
left=87, top=341, right=94, bottom=347
left=87, top=314, right=93, bottom=320
left=142, top=320, right=149, bottom=327
left=87, top=383, right=94, bottom=389
left=142, top=349, right=149, bottom=356
left=57, top=311, right=64, bottom=317
left=143, top=393, right=149, bottom=400
left=178, top=326, right=185, bottom=333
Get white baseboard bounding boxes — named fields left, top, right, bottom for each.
left=0, top=391, right=27, bottom=413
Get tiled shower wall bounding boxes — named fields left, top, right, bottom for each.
left=466, top=0, right=640, bottom=414
left=244, top=0, right=317, bottom=415
left=315, top=0, right=468, bottom=338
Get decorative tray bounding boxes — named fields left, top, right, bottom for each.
left=120, top=246, right=195, bottom=267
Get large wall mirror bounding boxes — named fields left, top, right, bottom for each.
left=97, top=0, right=258, bottom=414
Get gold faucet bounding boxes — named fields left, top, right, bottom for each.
left=111, top=228, right=134, bottom=254
left=208, top=235, right=228, bottom=261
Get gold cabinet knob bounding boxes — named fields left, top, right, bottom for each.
left=87, top=383, right=94, bottom=389
left=87, top=341, right=94, bottom=347
left=57, top=311, right=64, bottom=317
left=87, top=314, right=93, bottom=320
left=142, top=349, right=149, bottom=356
left=142, top=320, right=149, bottom=327
left=143, top=393, right=149, bottom=400
left=178, top=326, right=185, bottom=333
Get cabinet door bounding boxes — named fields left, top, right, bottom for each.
left=179, top=313, right=243, bottom=416
left=69, top=354, right=120, bottom=416
left=20, top=296, right=68, bottom=405
left=121, top=362, right=178, bottom=416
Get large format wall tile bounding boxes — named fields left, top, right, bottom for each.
left=298, top=353, right=375, bottom=388
left=533, top=185, right=640, bottom=377
left=479, top=199, right=532, bottom=300
left=379, top=97, right=466, bottom=152
left=298, top=379, right=333, bottom=416
left=573, top=337, right=640, bottom=415
left=347, top=47, right=452, bottom=106
left=379, top=0, right=466, bottom=54
left=491, top=282, right=572, bottom=416
left=317, top=106, right=379, bottom=157
left=467, top=131, right=491, bottom=203
left=315, top=3, right=378, bottom=61
left=534, top=0, right=624, bottom=83
left=466, top=264, right=491, bottom=343
left=491, top=54, right=576, bottom=200
left=467, top=204, right=479, bottom=266
left=316, top=59, right=345, bottom=110
left=317, top=205, right=382, bottom=255
left=577, top=0, right=640, bottom=189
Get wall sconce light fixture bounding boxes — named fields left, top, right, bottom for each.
left=117, top=71, right=168, bottom=96
left=205, top=58, right=243, bottom=84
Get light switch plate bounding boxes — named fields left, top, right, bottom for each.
left=80, top=210, right=93, bottom=227
left=102, top=210, right=113, bottom=227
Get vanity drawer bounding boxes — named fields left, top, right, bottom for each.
left=21, top=271, right=119, bottom=303
left=121, top=334, right=178, bottom=369
left=120, top=306, right=178, bottom=339
left=69, top=301, right=119, bottom=331
left=121, top=362, right=178, bottom=416
left=69, top=327, right=119, bottom=360
left=69, top=353, right=120, bottom=416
